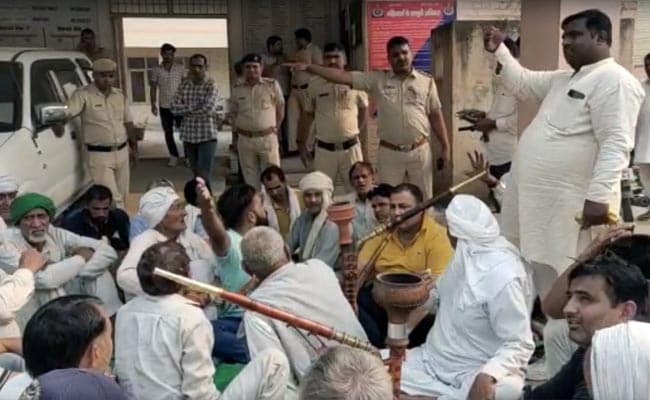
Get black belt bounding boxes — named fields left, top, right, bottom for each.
left=292, top=83, right=309, bottom=90
left=86, top=142, right=127, bottom=152
left=316, top=137, right=359, bottom=151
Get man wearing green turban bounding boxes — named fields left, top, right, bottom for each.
left=0, top=193, right=122, bottom=328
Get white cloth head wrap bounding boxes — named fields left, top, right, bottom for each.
left=0, top=174, right=19, bottom=193
left=445, top=194, right=528, bottom=308
left=138, top=187, right=179, bottom=228
left=590, top=321, right=650, bottom=400
left=299, top=172, right=334, bottom=261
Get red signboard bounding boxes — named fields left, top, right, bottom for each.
left=367, top=1, right=455, bottom=72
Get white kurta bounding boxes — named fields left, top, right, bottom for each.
left=495, top=43, right=646, bottom=274
left=401, top=247, right=534, bottom=399
left=485, top=72, right=518, bottom=166
left=634, top=80, right=650, bottom=163
left=243, top=259, right=367, bottom=384
left=0, top=226, right=121, bottom=325
left=0, top=268, right=34, bottom=338
left=116, top=229, right=217, bottom=301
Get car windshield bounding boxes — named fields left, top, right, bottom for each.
left=0, top=62, right=21, bottom=133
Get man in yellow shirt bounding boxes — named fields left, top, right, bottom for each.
left=357, top=183, right=453, bottom=347
left=260, top=165, right=304, bottom=242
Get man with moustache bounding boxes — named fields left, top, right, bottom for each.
left=260, top=165, right=304, bottom=242
left=0, top=175, right=18, bottom=232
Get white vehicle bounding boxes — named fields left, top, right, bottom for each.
left=0, top=48, right=93, bottom=215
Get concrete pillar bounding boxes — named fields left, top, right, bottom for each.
left=518, top=0, right=621, bottom=132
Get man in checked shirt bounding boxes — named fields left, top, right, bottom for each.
left=171, top=54, right=220, bottom=183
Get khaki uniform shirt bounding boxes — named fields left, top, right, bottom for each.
left=305, top=76, right=369, bottom=142
left=351, top=69, right=441, bottom=145
left=230, top=78, right=284, bottom=132
left=65, top=84, right=133, bottom=146
left=291, top=43, right=323, bottom=86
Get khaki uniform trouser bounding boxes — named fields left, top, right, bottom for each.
left=288, top=89, right=314, bottom=152
left=377, top=143, right=433, bottom=198
left=222, top=349, right=292, bottom=400
left=314, top=141, right=363, bottom=195
left=87, top=146, right=129, bottom=208
left=238, top=134, right=280, bottom=189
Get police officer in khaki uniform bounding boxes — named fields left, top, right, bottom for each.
left=63, top=58, right=141, bottom=208
left=286, top=36, right=450, bottom=198
left=287, top=28, right=323, bottom=153
left=229, top=53, right=285, bottom=189
left=298, top=43, right=368, bottom=195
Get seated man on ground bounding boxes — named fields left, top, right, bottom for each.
left=299, top=346, right=392, bottom=400
left=116, top=187, right=217, bottom=313
left=289, top=172, right=340, bottom=269
left=367, top=183, right=393, bottom=226
left=586, top=321, right=650, bottom=400
left=0, top=194, right=121, bottom=327
left=261, top=165, right=303, bottom=242
left=183, top=177, right=209, bottom=240
left=115, top=241, right=290, bottom=400
left=19, top=368, right=127, bottom=400
left=241, top=227, right=367, bottom=389
left=196, top=179, right=269, bottom=364
left=0, top=175, right=19, bottom=232
left=0, top=295, right=116, bottom=399
left=357, top=183, right=453, bottom=347
left=61, top=184, right=130, bottom=254
left=400, top=195, right=534, bottom=400
left=525, top=229, right=649, bottom=400
left=348, top=161, right=377, bottom=242
left=129, top=178, right=175, bottom=240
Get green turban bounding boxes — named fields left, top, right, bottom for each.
left=10, top=193, right=55, bottom=225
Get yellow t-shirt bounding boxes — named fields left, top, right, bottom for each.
left=358, top=215, right=453, bottom=278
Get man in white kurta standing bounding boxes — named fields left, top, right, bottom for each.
left=0, top=175, right=18, bottom=232
left=634, top=53, right=650, bottom=220
left=484, top=9, right=645, bottom=376
left=400, top=195, right=534, bottom=400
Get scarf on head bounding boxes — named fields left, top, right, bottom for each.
left=138, top=187, right=179, bottom=228
left=261, top=186, right=301, bottom=234
left=299, top=172, right=333, bottom=260
left=445, top=194, right=527, bottom=309
left=10, top=193, right=55, bottom=225
left=0, top=174, right=18, bottom=193
left=590, top=321, right=650, bottom=400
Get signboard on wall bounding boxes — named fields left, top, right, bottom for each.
left=0, top=2, right=97, bottom=48
left=367, top=1, right=455, bottom=72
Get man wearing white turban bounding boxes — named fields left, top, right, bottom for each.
left=289, top=172, right=340, bottom=269
left=116, top=187, right=217, bottom=306
left=587, top=321, right=650, bottom=400
left=0, top=175, right=19, bottom=232
left=400, top=194, right=534, bottom=400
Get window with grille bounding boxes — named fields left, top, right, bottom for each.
left=126, top=56, right=187, bottom=103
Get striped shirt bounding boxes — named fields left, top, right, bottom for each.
left=171, top=78, right=220, bottom=143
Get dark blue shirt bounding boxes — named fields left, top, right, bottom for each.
left=61, top=208, right=130, bottom=251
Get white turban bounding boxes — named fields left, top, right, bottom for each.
left=138, top=187, right=179, bottom=228
left=299, top=172, right=333, bottom=261
left=590, top=321, right=650, bottom=400
left=0, top=174, right=19, bottom=194
left=445, top=194, right=528, bottom=308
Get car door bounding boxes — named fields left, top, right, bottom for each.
left=27, top=58, right=85, bottom=209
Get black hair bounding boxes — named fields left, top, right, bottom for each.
left=234, top=61, right=243, bottom=76
left=503, top=37, right=518, bottom=58
left=160, top=43, right=176, bottom=53
left=23, top=295, right=106, bottom=377
left=323, top=42, right=345, bottom=54
left=80, top=28, right=95, bottom=36
left=368, top=184, right=394, bottom=200
left=137, top=240, right=190, bottom=296
left=386, top=36, right=410, bottom=53
left=348, top=161, right=374, bottom=181
left=392, top=183, right=423, bottom=203
left=189, top=53, right=208, bottom=65
left=645, top=53, right=650, bottom=63
left=561, top=9, right=612, bottom=46
left=267, top=35, right=282, bottom=50
left=217, top=184, right=257, bottom=230
left=261, top=165, right=286, bottom=183
left=84, top=184, right=113, bottom=203
left=294, top=28, right=312, bottom=42
left=241, top=53, right=263, bottom=65
left=569, top=253, right=648, bottom=312
left=184, top=177, right=211, bottom=207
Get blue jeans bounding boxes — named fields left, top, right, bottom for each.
left=211, top=316, right=250, bottom=364
left=184, top=139, right=217, bottom=184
